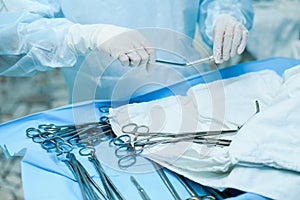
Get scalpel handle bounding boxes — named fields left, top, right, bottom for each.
left=130, top=176, right=151, bottom=200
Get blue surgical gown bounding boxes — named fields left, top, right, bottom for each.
left=0, top=0, right=253, bottom=100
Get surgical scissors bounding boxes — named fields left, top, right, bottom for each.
left=112, top=123, right=235, bottom=168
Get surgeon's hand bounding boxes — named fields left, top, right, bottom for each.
left=213, top=14, right=248, bottom=64
left=66, top=24, right=155, bottom=71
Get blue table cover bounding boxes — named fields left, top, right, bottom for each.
left=1, top=57, right=300, bottom=200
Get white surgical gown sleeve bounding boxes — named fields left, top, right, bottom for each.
left=0, top=0, right=76, bottom=76
left=198, top=0, right=254, bottom=47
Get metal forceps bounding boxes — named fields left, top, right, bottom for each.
left=156, top=55, right=214, bottom=67
left=63, top=152, right=109, bottom=200
left=175, top=174, right=218, bottom=200
left=112, top=123, right=235, bottom=168
left=119, top=100, right=261, bottom=147
left=123, top=123, right=234, bottom=147
left=26, top=122, right=112, bottom=152
left=79, top=146, right=125, bottom=200
left=98, top=105, right=113, bottom=124
left=112, top=100, right=261, bottom=168
left=25, top=106, right=116, bottom=200
left=27, top=122, right=109, bottom=140
left=26, top=124, right=113, bottom=200
left=112, top=124, right=157, bottom=168
left=153, top=163, right=219, bottom=200
left=113, top=135, right=138, bottom=168
left=152, top=162, right=181, bottom=200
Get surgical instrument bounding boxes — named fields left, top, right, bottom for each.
left=80, top=146, right=126, bottom=200
left=27, top=121, right=113, bottom=155
left=64, top=158, right=89, bottom=200
left=175, top=174, right=216, bottom=200
left=156, top=55, right=214, bottom=67
left=88, top=151, right=115, bottom=200
left=238, top=100, right=260, bottom=129
left=26, top=119, right=115, bottom=200
left=99, top=106, right=113, bottom=124
left=120, top=123, right=235, bottom=145
left=113, top=132, right=232, bottom=168
left=64, top=153, right=109, bottom=200
left=112, top=123, right=234, bottom=168
left=114, top=141, right=137, bottom=168
left=130, top=176, right=151, bottom=200
left=112, top=101, right=262, bottom=168
left=153, top=162, right=181, bottom=200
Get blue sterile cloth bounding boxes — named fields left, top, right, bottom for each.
left=0, top=101, right=214, bottom=200
left=1, top=57, right=300, bottom=200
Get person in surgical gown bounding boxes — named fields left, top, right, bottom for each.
left=246, top=0, right=300, bottom=60
left=0, top=0, right=253, bottom=102
left=0, top=1, right=270, bottom=200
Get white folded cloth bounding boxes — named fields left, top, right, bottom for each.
left=106, top=66, right=300, bottom=199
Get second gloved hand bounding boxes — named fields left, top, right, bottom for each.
left=65, top=24, right=155, bottom=70
left=213, top=14, right=248, bottom=63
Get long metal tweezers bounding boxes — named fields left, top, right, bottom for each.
left=156, top=55, right=214, bottom=67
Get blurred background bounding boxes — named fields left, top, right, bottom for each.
left=0, top=69, right=68, bottom=199
left=0, top=0, right=299, bottom=199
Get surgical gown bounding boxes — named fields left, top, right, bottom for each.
left=0, top=0, right=253, bottom=101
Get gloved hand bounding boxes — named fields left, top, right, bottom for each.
left=213, top=14, right=248, bottom=63
left=65, top=24, right=155, bottom=70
